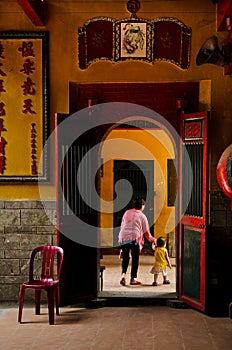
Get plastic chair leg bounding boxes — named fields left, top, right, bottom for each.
left=47, top=288, right=55, bottom=325
left=55, top=286, right=59, bottom=315
left=35, top=290, right=41, bottom=315
left=18, top=286, right=25, bottom=323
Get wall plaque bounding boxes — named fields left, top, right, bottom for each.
left=0, top=31, right=49, bottom=181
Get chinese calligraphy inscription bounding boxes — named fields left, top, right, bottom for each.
left=0, top=32, right=48, bottom=181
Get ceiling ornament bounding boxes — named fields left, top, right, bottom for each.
left=78, top=1, right=191, bottom=70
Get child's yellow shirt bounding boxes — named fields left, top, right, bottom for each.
left=154, top=247, right=167, bottom=269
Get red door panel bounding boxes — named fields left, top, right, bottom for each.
left=179, top=111, right=208, bottom=311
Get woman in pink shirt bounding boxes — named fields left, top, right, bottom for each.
left=118, top=197, right=156, bottom=286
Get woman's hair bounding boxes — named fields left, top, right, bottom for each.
left=157, top=236, right=166, bottom=247
left=133, top=197, right=145, bottom=210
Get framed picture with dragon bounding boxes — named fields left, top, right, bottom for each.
left=114, top=19, right=153, bottom=63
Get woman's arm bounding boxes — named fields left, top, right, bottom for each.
left=142, top=214, right=156, bottom=243
left=144, top=230, right=156, bottom=243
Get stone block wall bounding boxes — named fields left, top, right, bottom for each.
left=0, top=200, right=56, bottom=302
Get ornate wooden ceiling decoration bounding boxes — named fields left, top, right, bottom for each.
left=78, top=16, right=191, bottom=70
left=78, top=0, right=191, bottom=69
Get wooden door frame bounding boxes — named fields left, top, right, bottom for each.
left=56, top=82, right=201, bottom=304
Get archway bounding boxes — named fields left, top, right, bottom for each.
left=54, top=82, right=202, bottom=306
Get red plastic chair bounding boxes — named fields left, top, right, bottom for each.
left=18, top=245, right=64, bottom=325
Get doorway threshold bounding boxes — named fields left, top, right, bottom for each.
left=95, top=291, right=177, bottom=308
left=99, top=291, right=177, bottom=299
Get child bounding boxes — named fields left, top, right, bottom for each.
left=150, top=236, right=172, bottom=286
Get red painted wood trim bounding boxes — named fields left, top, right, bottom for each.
left=217, top=0, right=232, bottom=31
left=55, top=113, right=60, bottom=246
left=17, top=0, right=45, bottom=26
left=179, top=111, right=208, bottom=312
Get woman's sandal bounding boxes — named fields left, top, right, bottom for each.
left=120, top=277, right=126, bottom=286
left=130, top=279, right=141, bottom=285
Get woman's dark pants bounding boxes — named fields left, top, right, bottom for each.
left=121, top=242, right=140, bottom=279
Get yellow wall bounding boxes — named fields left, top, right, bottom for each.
left=0, top=1, right=231, bottom=200
left=100, top=129, right=175, bottom=247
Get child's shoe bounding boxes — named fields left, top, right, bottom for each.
left=163, top=280, right=171, bottom=284
left=152, top=282, right=158, bottom=286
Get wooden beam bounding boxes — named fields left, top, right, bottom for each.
left=17, top=0, right=45, bottom=27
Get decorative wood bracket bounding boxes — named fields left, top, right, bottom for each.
left=17, top=0, right=45, bottom=27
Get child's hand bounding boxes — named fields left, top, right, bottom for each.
left=152, top=242, right=156, bottom=251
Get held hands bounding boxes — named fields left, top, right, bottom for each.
left=151, top=238, right=156, bottom=251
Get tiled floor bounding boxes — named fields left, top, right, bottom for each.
left=0, top=304, right=232, bottom=349
left=0, top=255, right=232, bottom=350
